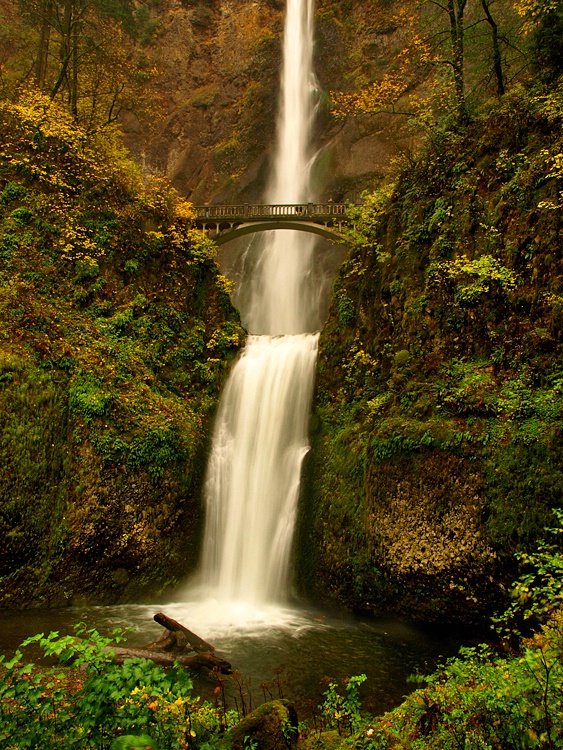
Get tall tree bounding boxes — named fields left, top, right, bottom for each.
left=480, top=0, right=505, bottom=95
left=444, top=0, right=469, bottom=120
left=33, top=0, right=53, bottom=88
left=331, top=0, right=523, bottom=125
left=13, top=0, right=159, bottom=129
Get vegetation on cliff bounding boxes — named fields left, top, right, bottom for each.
left=304, top=5, right=563, bottom=619
left=0, top=91, right=243, bottom=607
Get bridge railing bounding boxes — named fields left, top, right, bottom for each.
left=194, top=203, right=351, bottom=221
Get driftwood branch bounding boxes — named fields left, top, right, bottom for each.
left=151, top=612, right=216, bottom=653
left=102, top=612, right=231, bottom=674
left=108, top=646, right=232, bottom=673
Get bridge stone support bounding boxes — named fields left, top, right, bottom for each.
left=213, top=220, right=348, bottom=246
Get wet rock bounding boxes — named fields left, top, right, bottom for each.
left=111, top=568, right=130, bottom=585
left=222, top=700, right=298, bottom=750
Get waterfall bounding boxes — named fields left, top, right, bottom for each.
left=199, top=0, right=320, bottom=605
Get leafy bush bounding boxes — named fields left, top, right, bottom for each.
left=127, top=427, right=185, bottom=482
left=10, top=207, right=33, bottom=226
left=0, top=625, right=233, bottom=750
left=426, top=254, right=517, bottom=307
left=319, top=674, right=367, bottom=736
left=69, top=375, right=113, bottom=424
left=494, top=509, right=563, bottom=633
left=0, top=182, right=27, bottom=204
left=358, top=514, right=563, bottom=749
left=74, top=256, right=101, bottom=283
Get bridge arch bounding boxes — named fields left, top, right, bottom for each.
left=210, top=220, right=349, bottom=246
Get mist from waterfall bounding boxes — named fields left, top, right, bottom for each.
left=198, top=0, right=321, bottom=609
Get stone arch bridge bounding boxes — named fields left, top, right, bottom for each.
left=193, top=203, right=356, bottom=245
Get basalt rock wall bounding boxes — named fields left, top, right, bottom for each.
left=298, top=89, right=563, bottom=623
left=122, top=0, right=415, bottom=204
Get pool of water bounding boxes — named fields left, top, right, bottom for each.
left=0, top=599, right=469, bottom=717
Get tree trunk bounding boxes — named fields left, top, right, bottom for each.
left=101, top=612, right=232, bottom=674
left=70, top=0, right=78, bottom=118
left=51, top=0, right=73, bottom=99
left=107, top=647, right=232, bottom=674
left=35, top=0, right=53, bottom=89
left=151, top=612, right=216, bottom=654
left=447, top=0, right=469, bottom=122
left=481, top=0, right=505, bottom=96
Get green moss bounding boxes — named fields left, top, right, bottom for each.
left=69, top=375, right=113, bottom=424
left=0, top=92, right=244, bottom=607
left=304, top=86, right=563, bottom=623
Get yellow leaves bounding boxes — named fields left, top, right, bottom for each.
left=536, top=150, right=563, bottom=211
left=331, top=8, right=438, bottom=118
left=175, top=198, right=196, bottom=222
left=547, top=152, right=563, bottom=179
left=216, top=274, right=234, bottom=295
left=0, top=90, right=143, bottom=205
left=367, top=392, right=392, bottom=415
left=2, top=90, right=80, bottom=147
left=515, top=0, right=559, bottom=34
left=538, top=199, right=560, bottom=211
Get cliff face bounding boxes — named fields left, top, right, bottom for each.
left=3, top=0, right=561, bottom=622
left=0, top=94, right=244, bottom=607
left=299, top=88, right=563, bottom=623
left=122, top=0, right=415, bottom=204
left=0, top=0, right=422, bottom=608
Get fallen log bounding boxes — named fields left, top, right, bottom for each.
left=109, top=612, right=231, bottom=673
left=107, top=647, right=232, bottom=674
left=145, top=628, right=182, bottom=653
left=151, top=612, right=216, bottom=653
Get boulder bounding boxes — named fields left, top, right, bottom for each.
left=222, top=699, right=298, bottom=750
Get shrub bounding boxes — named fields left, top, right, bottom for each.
left=0, top=625, right=235, bottom=750
left=361, top=513, right=563, bottom=749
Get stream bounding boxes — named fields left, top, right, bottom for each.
left=0, top=603, right=471, bottom=717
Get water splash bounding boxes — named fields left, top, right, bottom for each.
left=200, top=334, right=318, bottom=603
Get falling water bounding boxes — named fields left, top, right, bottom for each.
left=199, top=0, right=320, bottom=606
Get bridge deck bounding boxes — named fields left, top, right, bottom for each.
left=193, top=203, right=350, bottom=222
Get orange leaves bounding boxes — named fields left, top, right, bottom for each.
left=331, top=8, right=437, bottom=118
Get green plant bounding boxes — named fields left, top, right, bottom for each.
left=0, top=181, right=27, bottom=204
left=360, top=515, right=563, bottom=749
left=127, top=427, right=184, bottom=481
left=336, top=290, right=355, bottom=326
left=10, top=206, right=33, bottom=226
left=319, top=674, right=367, bottom=736
left=74, top=256, right=100, bottom=282
left=69, top=374, right=113, bottom=424
left=125, top=259, right=141, bottom=275
left=110, top=735, right=157, bottom=750
left=0, top=231, right=17, bottom=258
left=494, top=509, right=563, bottom=634
left=282, top=716, right=298, bottom=746
left=0, top=625, right=229, bottom=750
left=426, top=254, right=517, bottom=307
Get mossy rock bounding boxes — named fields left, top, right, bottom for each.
left=304, top=85, right=563, bottom=624
left=222, top=699, right=298, bottom=750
